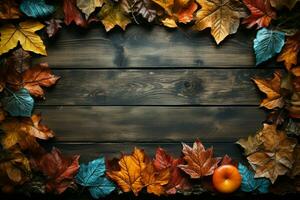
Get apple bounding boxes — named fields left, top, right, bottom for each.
left=212, top=164, right=242, bottom=193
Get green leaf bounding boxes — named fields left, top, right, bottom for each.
left=254, top=28, right=285, bottom=65
left=238, top=163, right=270, bottom=193
left=1, top=88, right=34, bottom=117
left=76, top=157, right=115, bottom=198
left=20, top=0, right=55, bottom=18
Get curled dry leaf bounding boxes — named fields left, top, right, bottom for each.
left=237, top=134, right=262, bottom=156
left=0, top=0, right=22, bottom=20
left=0, top=21, right=46, bottom=56
left=193, top=0, right=247, bottom=44
left=253, top=71, right=284, bottom=109
left=31, top=147, right=80, bottom=194
left=178, top=140, right=221, bottom=179
left=130, top=0, right=158, bottom=23
left=106, top=147, right=147, bottom=196
left=277, top=32, right=300, bottom=70
left=242, top=0, right=276, bottom=29
left=63, top=0, right=87, bottom=27
left=141, top=162, right=170, bottom=196
left=153, top=148, right=191, bottom=194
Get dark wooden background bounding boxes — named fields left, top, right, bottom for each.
left=28, top=24, right=285, bottom=199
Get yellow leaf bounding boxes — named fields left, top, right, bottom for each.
left=107, top=147, right=147, bottom=195
left=141, top=163, right=170, bottom=196
left=98, top=0, right=131, bottom=32
left=193, top=0, right=247, bottom=44
left=152, top=0, right=174, bottom=15
left=162, top=18, right=178, bottom=28
left=0, top=21, right=46, bottom=56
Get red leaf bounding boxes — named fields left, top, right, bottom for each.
left=63, top=0, right=87, bottom=27
left=243, top=0, right=276, bottom=29
left=153, top=148, right=191, bottom=194
left=220, top=154, right=238, bottom=167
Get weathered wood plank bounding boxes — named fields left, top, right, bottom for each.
left=34, top=26, right=272, bottom=68
left=36, top=106, right=265, bottom=142
left=38, top=69, right=272, bottom=106
left=52, top=142, right=245, bottom=163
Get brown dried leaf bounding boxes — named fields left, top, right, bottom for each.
left=0, top=0, right=22, bottom=20
left=63, top=0, right=87, bottom=27
left=45, top=19, right=63, bottom=38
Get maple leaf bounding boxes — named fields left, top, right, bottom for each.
left=45, top=19, right=63, bottom=38
left=277, top=32, right=300, bottom=70
left=98, top=0, right=131, bottom=31
left=270, top=0, right=300, bottom=10
left=76, top=157, right=115, bottom=198
left=0, top=148, right=31, bottom=186
left=220, top=154, right=238, bottom=167
left=141, top=162, right=170, bottom=196
left=0, top=0, right=22, bottom=20
left=247, top=124, right=297, bottom=183
left=106, top=147, right=147, bottom=196
left=1, top=114, right=54, bottom=151
left=63, top=0, right=87, bottom=27
left=77, top=0, right=104, bottom=19
left=237, top=134, right=263, bottom=156
left=242, top=0, right=276, bottom=29
left=254, top=28, right=285, bottom=65
left=193, top=0, right=247, bottom=44
left=31, top=147, right=80, bottom=194
left=20, top=0, right=55, bottom=18
left=178, top=140, right=221, bottom=179
left=0, top=21, right=46, bottom=56
left=252, top=71, right=284, bottom=110
left=153, top=148, right=191, bottom=194
left=22, top=63, right=60, bottom=98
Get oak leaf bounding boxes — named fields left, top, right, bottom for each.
left=77, top=0, right=104, bottom=19
left=63, top=0, right=87, bottom=27
left=45, top=19, right=63, bottom=38
left=247, top=124, right=297, bottom=183
left=153, top=148, right=191, bottom=194
left=0, top=0, right=22, bottom=20
left=141, top=162, right=170, bottom=196
left=0, top=21, right=46, bottom=56
left=98, top=0, right=131, bottom=31
left=178, top=140, right=221, bottom=178
left=253, top=71, right=284, bottom=109
left=106, top=147, right=147, bottom=195
left=193, top=0, right=247, bottom=44
left=242, top=0, right=276, bottom=29
left=277, top=32, right=300, bottom=70
left=31, top=147, right=80, bottom=194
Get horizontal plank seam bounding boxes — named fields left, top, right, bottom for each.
left=50, top=141, right=239, bottom=145
left=35, top=105, right=262, bottom=107
left=49, top=67, right=280, bottom=70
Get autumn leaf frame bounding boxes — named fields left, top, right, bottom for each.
left=0, top=0, right=300, bottom=197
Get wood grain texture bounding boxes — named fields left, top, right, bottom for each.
left=51, top=142, right=245, bottom=163
left=34, top=26, right=275, bottom=68
left=38, top=69, right=273, bottom=105
left=36, top=106, right=265, bottom=142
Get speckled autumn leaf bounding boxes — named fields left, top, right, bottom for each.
left=77, top=0, right=104, bottom=19
left=0, top=21, right=46, bottom=56
left=247, top=124, right=297, bottom=183
left=31, top=147, right=80, bottom=194
left=141, top=162, right=170, bottom=196
left=0, top=148, right=31, bottom=188
left=277, top=32, right=300, bottom=70
left=178, top=140, right=221, bottom=179
left=253, top=71, right=284, bottom=109
left=270, top=0, right=300, bottom=10
left=153, top=148, right=191, bottom=194
left=98, top=0, right=131, bottom=31
left=193, top=0, right=247, bottom=44
left=0, top=0, right=22, bottom=20
left=242, top=0, right=276, bottom=29
left=106, top=147, right=147, bottom=195
left=63, top=0, right=87, bottom=27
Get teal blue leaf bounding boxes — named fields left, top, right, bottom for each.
left=88, top=177, right=115, bottom=198
left=20, top=0, right=55, bottom=18
left=254, top=28, right=285, bottom=65
left=1, top=88, right=34, bottom=117
left=238, top=163, right=270, bottom=193
left=76, top=157, right=115, bottom=199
